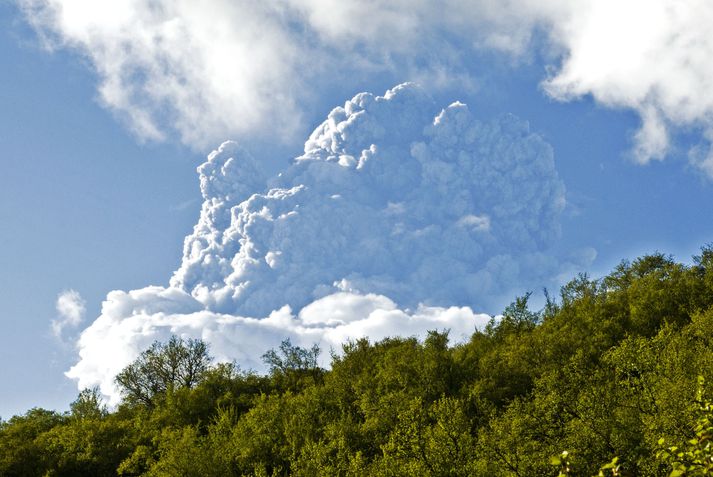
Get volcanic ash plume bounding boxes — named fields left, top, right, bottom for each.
left=68, top=84, right=581, bottom=403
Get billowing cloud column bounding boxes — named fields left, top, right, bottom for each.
left=171, top=83, right=566, bottom=315
left=68, top=84, right=580, bottom=403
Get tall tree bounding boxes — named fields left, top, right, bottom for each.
left=115, top=336, right=211, bottom=407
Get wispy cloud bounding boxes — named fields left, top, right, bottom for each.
left=52, top=289, right=86, bottom=339
left=21, top=0, right=713, bottom=175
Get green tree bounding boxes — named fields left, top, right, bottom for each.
left=70, top=387, right=107, bottom=420
left=262, top=339, right=323, bottom=391
left=0, top=408, right=65, bottom=476
left=115, top=336, right=212, bottom=407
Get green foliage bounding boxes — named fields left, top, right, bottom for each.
left=0, top=408, right=65, bottom=476
left=550, top=377, right=713, bottom=476
left=115, top=336, right=212, bottom=408
left=70, top=386, right=107, bottom=420
left=4, top=247, right=713, bottom=475
left=262, top=339, right=323, bottom=392
left=657, top=377, right=713, bottom=476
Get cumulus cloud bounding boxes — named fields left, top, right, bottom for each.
left=68, top=84, right=590, bottom=403
left=22, top=0, right=713, bottom=175
left=52, top=289, right=86, bottom=339
left=540, top=0, right=713, bottom=173
left=67, top=287, right=491, bottom=404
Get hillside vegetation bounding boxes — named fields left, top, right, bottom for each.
left=3, top=247, right=713, bottom=476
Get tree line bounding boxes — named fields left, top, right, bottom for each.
left=3, top=247, right=713, bottom=475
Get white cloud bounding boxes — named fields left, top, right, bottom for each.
left=67, top=287, right=491, bottom=404
left=68, top=84, right=589, bottom=403
left=457, top=214, right=491, bottom=233
left=541, top=0, right=713, bottom=172
left=22, top=0, right=713, bottom=176
left=52, top=289, right=86, bottom=338
left=22, top=0, right=306, bottom=147
left=20, top=0, right=549, bottom=150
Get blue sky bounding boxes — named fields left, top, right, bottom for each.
left=1, top=2, right=200, bottom=415
left=2, top=1, right=713, bottom=417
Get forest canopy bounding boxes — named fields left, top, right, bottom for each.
left=3, top=247, right=713, bottom=476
